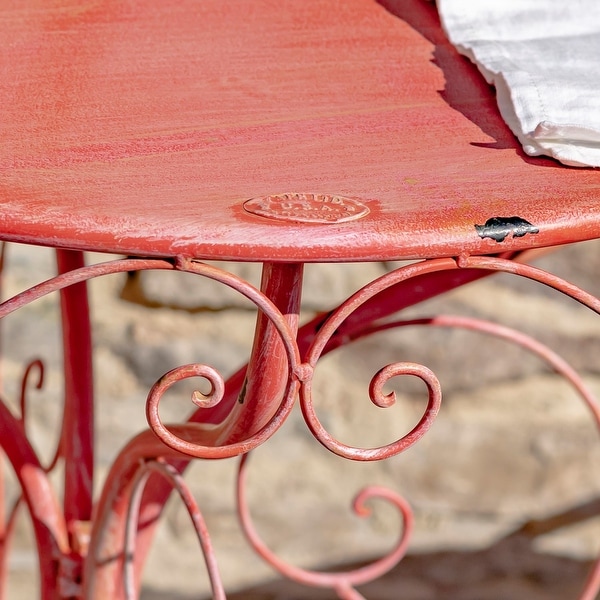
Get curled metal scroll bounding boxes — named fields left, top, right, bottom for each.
left=363, top=314, right=600, bottom=600
left=123, top=459, right=225, bottom=600
left=301, top=360, right=441, bottom=461
left=19, top=359, right=44, bottom=422
left=144, top=257, right=303, bottom=459
left=300, top=259, right=455, bottom=461
left=1, top=356, right=57, bottom=567
left=17, top=359, right=63, bottom=473
left=293, top=312, right=600, bottom=599
left=145, top=363, right=226, bottom=451
left=236, top=453, right=414, bottom=600
left=296, top=255, right=600, bottom=598
left=300, top=254, right=600, bottom=462
left=0, top=255, right=303, bottom=460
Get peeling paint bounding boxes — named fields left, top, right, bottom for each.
left=475, top=216, right=539, bottom=243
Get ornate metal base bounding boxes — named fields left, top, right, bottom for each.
left=1, top=245, right=599, bottom=599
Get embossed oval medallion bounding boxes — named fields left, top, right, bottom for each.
left=243, top=193, right=370, bottom=224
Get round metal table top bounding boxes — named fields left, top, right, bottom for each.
left=1, top=0, right=599, bottom=262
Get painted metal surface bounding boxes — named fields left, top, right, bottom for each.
left=0, top=0, right=599, bottom=598
left=0, top=0, right=599, bottom=262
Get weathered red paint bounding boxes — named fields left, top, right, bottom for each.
left=0, top=0, right=598, bottom=263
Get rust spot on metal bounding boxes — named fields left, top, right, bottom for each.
left=243, top=193, right=370, bottom=224
left=475, top=216, right=539, bottom=243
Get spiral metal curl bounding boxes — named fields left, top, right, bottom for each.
left=123, top=459, right=225, bottom=600
left=236, top=453, right=413, bottom=599
left=300, top=259, right=452, bottom=461
left=145, top=363, right=225, bottom=453
left=13, top=357, right=67, bottom=476
left=302, top=361, right=441, bottom=461
left=19, top=358, right=44, bottom=422
left=143, top=257, right=303, bottom=459
left=361, top=313, right=600, bottom=600
left=0, top=423, right=25, bottom=598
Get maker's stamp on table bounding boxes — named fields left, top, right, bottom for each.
left=243, top=193, right=370, bottom=224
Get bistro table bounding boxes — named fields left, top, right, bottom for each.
left=1, top=0, right=600, bottom=598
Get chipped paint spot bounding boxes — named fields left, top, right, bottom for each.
left=475, top=216, right=539, bottom=243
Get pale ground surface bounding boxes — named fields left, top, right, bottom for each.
left=2, top=239, right=600, bottom=599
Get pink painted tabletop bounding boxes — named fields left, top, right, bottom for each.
left=0, top=0, right=599, bottom=262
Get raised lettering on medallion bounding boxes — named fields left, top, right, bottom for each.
left=243, top=193, right=370, bottom=224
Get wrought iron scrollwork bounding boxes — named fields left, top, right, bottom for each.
left=143, top=258, right=304, bottom=459
left=236, top=453, right=414, bottom=600
left=300, top=361, right=442, bottom=461
left=2, top=251, right=600, bottom=599
left=299, top=260, right=453, bottom=461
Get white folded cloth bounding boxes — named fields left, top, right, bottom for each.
left=437, top=0, right=600, bottom=167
